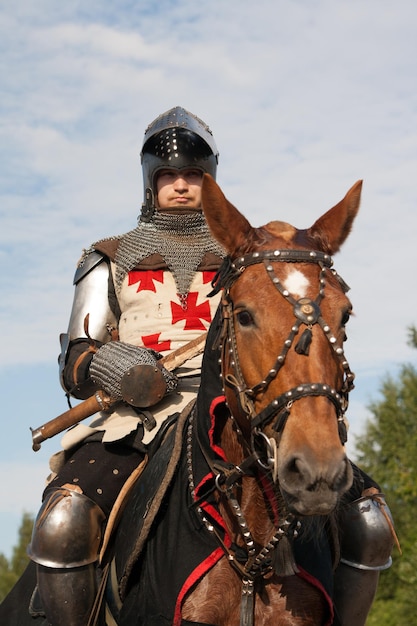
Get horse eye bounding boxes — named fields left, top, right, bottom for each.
left=236, top=310, right=254, bottom=327
left=341, top=309, right=351, bottom=342
left=341, top=310, right=351, bottom=327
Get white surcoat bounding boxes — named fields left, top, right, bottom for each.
left=61, top=265, right=221, bottom=449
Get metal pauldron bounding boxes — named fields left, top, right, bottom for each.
left=28, top=487, right=106, bottom=568
left=339, top=493, right=394, bottom=571
left=68, top=251, right=117, bottom=342
left=58, top=251, right=118, bottom=388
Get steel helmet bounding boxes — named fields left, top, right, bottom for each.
left=140, top=106, right=218, bottom=221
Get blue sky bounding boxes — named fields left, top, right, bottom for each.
left=1, top=0, right=416, bottom=559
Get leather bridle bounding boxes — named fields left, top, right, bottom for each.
left=213, top=249, right=355, bottom=446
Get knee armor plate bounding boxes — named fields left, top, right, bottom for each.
left=339, top=493, right=394, bottom=571
left=28, top=488, right=106, bottom=568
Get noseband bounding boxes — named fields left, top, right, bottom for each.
left=212, top=249, right=355, bottom=446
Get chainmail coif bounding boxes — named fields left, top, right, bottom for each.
left=113, top=212, right=226, bottom=297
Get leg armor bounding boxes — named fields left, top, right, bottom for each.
left=333, top=491, right=395, bottom=626
left=28, top=487, right=106, bottom=626
left=28, top=486, right=106, bottom=568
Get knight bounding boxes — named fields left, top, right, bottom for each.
left=27, top=106, right=225, bottom=625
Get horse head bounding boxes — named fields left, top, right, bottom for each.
left=202, top=174, right=362, bottom=517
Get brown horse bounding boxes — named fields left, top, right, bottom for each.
left=178, top=175, right=362, bottom=626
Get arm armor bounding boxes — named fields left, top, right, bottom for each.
left=58, top=251, right=119, bottom=399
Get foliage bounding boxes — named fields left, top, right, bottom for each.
left=407, top=324, right=417, bottom=349
left=354, top=359, right=417, bottom=625
left=0, top=512, right=33, bottom=602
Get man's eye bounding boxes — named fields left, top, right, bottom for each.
left=184, top=170, right=203, bottom=181
left=157, top=171, right=175, bottom=182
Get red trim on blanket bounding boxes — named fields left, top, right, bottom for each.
left=193, top=395, right=231, bottom=531
left=208, top=395, right=228, bottom=459
left=258, top=472, right=280, bottom=526
left=173, top=547, right=225, bottom=626
left=193, top=395, right=227, bottom=499
left=296, top=566, right=334, bottom=626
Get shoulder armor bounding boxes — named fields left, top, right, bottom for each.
left=339, top=493, right=394, bottom=571
left=64, top=249, right=117, bottom=344
left=73, top=249, right=106, bottom=285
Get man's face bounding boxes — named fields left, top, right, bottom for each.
left=155, top=168, right=203, bottom=212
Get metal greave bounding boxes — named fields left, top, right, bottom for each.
left=333, top=563, right=379, bottom=626
left=36, top=563, right=98, bottom=626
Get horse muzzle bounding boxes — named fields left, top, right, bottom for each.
left=278, top=450, right=353, bottom=516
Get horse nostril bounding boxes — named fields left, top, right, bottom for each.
left=289, top=457, right=305, bottom=476
left=283, top=456, right=313, bottom=487
left=282, top=453, right=352, bottom=494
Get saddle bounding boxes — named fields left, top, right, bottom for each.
left=111, top=402, right=193, bottom=592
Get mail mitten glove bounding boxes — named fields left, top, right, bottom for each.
left=89, top=341, right=178, bottom=404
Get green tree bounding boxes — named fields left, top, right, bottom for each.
left=354, top=333, right=417, bottom=625
left=407, top=324, right=417, bottom=349
left=0, top=512, right=33, bottom=602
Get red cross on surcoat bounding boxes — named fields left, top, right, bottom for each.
left=128, top=270, right=164, bottom=293
left=171, top=292, right=212, bottom=331
left=141, top=333, right=172, bottom=352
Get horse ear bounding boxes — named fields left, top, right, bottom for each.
left=201, top=174, right=253, bottom=255
left=307, top=180, right=363, bottom=254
